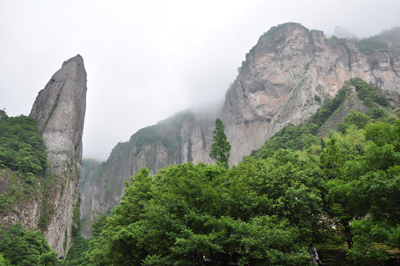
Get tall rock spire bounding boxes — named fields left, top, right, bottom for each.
left=30, top=54, right=87, bottom=256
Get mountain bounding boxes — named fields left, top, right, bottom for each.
left=0, top=55, right=87, bottom=256
left=80, top=23, right=400, bottom=236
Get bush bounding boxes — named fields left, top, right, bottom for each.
left=354, top=37, right=389, bottom=55
left=0, top=223, right=59, bottom=265
left=350, top=78, right=389, bottom=107
left=368, top=107, right=386, bottom=119
left=0, top=114, right=48, bottom=175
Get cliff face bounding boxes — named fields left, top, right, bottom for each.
left=30, top=55, right=87, bottom=255
left=224, top=24, right=400, bottom=164
left=0, top=55, right=87, bottom=257
left=80, top=109, right=219, bottom=237
left=80, top=24, right=400, bottom=236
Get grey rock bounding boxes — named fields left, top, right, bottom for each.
left=30, top=55, right=87, bottom=255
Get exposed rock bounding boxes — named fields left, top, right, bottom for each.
left=30, top=55, right=87, bottom=256
left=0, top=55, right=87, bottom=257
left=80, top=109, right=219, bottom=237
left=80, top=23, right=400, bottom=236
left=224, top=23, right=399, bottom=164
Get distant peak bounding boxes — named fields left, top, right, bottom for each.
left=62, top=54, right=84, bottom=67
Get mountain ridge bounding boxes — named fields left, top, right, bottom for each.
left=80, top=23, right=400, bottom=237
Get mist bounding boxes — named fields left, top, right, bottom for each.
left=0, top=0, right=399, bottom=161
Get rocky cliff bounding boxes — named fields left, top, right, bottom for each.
left=224, top=23, right=400, bottom=163
left=80, top=23, right=400, bottom=236
left=80, top=108, right=219, bottom=237
left=0, top=55, right=87, bottom=256
left=31, top=55, right=87, bottom=255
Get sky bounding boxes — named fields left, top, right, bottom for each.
left=1, top=0, right=399, bottom=161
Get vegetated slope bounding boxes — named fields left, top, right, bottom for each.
left=0, top=223, right=60, bottom=265
left=0, top=112, right=52, bottom=230
left=80, top=22, right=400, bottom=234
left=0, top=55, right=87, bottom=257
left=0, top=113, right=48, bottom=176
left=251, top=78, right=400, bottom=158
left=79, top=109, right=219, bottom=237
left=68, top=117, right=400, bottom=265
left=353, top=26, right=400, bottom=55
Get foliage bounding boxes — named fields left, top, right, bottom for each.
left=329, top=36, right=351, bottom=53
left=79, top=159, right=321, bottom=265
left=37, top=172, right=60, bottom=232
left=0, top=171, right=59, bottom=233
left=0, top=223, right=59, bottom=266
left=209, top=118, right=231, bottom=169
left=324, top=120, right=400, bottom=263
left=0, top=114, right=48, bottom=175
left=251, top=124, right=319, bottom=157
left=350, top=78, right=389, bottom=107
left=48, top=76, right=399, bottom=265
left=245, top=78, right=399, bottom=264
left=90, top=215, right=107, bottom=238
left=354, top=37, right=390, bottom=55
left=337, top=110, right=371, bottom=133
left=64, top=116, right=400, bottom=265
left=64, top=235, right=89, bottom=266
left=252, top=78, right=394, bottom=160
left=308, top=86, right=348, bottom=127
left=328, top=27, right=399, bottom=55
left=129, top=110, right=196, bottom=157
left=0, top=253, right=10, bottom=266
left=72, top=196, right=81, bottom=238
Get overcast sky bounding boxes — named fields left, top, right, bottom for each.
left=1, top=0, right=399, bottom=161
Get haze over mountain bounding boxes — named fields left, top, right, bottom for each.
left=1, top=0, right=400, bottom=161
left=79, top=22, right=400, bottom=237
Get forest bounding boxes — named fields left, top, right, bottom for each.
left=59, top=79, right=400, bottom=265
left=1, top=78, right=400, bottom=265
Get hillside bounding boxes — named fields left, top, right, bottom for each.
left=71, top=111, right=400, bottom=265
left=250, top=78, right=400, bottom=158
left=80, top=23, right=400, bottom=236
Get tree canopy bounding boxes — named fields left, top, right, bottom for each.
left=209, top=118, right=231, bottom=169
left=0, top=223, right=59, bottom=266
left=3, top=78, right=399, bottom=265
left=69, top=117, right=400, bottom=265
left=0, top=113, right=48, bottom=176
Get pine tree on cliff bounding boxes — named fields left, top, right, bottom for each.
left=210, top=118, right=231, bottom=169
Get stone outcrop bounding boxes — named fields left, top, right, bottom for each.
left=224, top=24, right=400, bottom=163
left=0, top=55, right=87, bottom=257
left=80, top=109, right=219, bottom=237
left=30, top=55, right=87, bottom=255
left=80, top=23, right=400, bottom=237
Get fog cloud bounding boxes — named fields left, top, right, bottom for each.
left=0, top=0, right=399, bottom=160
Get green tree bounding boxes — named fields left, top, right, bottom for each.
left=325, top=121, right=400, bottom=263
left=0, top=253, right=10, bottom=266
left=91, top=215, right=108, bottom=238
left=0, top=114, right=48, bottom=175
left=82, top=162, right=314, bottom=265
left=209, top=118, right=231, bottom=169
left=337, top=110, right=371, bottom=134
left=64, top=235, right=90, bottom=266
left=0, top=223, right=59, bottom=266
